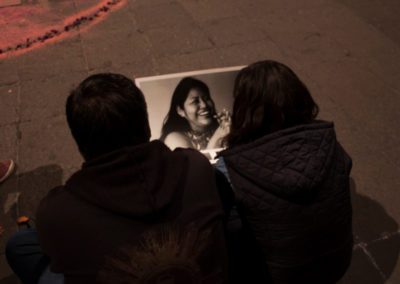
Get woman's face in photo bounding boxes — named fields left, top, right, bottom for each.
left=177, top=88, right=215, bottom=132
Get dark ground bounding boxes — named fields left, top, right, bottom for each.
left=1, top=0, right=400, bottom=283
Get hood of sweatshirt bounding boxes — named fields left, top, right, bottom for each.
left=221, top=121, right=344, bottom=202
left=65, top=140, right=189, bottom=218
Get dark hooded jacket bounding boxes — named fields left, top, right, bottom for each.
left=36, top=140, right=228, bottom=284
left=220, top=121, right=353, bottom=284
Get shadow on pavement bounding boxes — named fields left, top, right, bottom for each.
left=339, top=178, right=400, bottom=283
left=17, top=164, right=64, bottom=224
left=0, top=274, right=19, bottom=284
left=0, top=164, right=63, bottom=284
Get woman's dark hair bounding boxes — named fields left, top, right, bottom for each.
left=160, top=77, right=218, bottom=141
left=66, top=73, right=151, bottom=160
left=226, top=60, right=319, bottom=147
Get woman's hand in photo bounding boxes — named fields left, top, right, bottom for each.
left=215, top=108, right=231, bottom=131
left=207, top=109, right=231, bottom=149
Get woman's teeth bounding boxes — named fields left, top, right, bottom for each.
left=198, top=111, right=209, bottom=116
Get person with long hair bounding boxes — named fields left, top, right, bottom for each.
left=216, top=60, right=353, bottom=283
left=160, top=77, right=230, bottom=151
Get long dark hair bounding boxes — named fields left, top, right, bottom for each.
left=160, top=77, right=218, bottom=141
left=226, top=60, right=319, bottom=147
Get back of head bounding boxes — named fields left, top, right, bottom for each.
left=66, top=73, right=151, bottom=160
left=226, top=60, right=319, bottom=147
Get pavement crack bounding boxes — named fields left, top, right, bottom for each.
left=358, top=243, right=388, bottom=281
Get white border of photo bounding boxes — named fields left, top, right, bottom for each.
left=136, top=66, right=245, bottom=164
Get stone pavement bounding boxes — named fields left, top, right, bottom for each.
left=1, top=0, right=400, bottom=282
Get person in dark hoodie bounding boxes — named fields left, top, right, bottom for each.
left=216, top=60, right=353, bottom=284
left=6, top=73, right=230, bottom=284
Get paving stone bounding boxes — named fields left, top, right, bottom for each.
left=237, top=0, right=389, bottom=96
left=145, top=24, right=213, bottom=58
left=0, top=254, right=18, bottom=283
left=346, top=139, right=400, bottom=235
left=351, top=186, right=399, bottom=244
left=0, top=274, right=20, bottom=284
left=61, top=165, right=81, bottom=184
left=202, top=16, right=266, bottom=47
left=334, top=0, right=400, bottom=46
left=155, top=48, right=224, bottom=75
left=53, top=0, right=78, bottom=16
left=132, top=1, right=193, bottom=31
left=387, top=264, right=400, bottom=284
left=233, top=0, right=278, bottom=18
left=0, top=84, right=18, bottom=126
left=18, top=115, right=83, bottom=173
left=82, top=30, right=152, bottom=71
left=0, top=125, right=18, bottom=162
left=177, top=0, right=243, bottom=22
left=89, top=59, right=156, bottom=81
left=297, top=56, right=400, bottom=152
left=338, top=246, right=385, bottom=284
left=17, top=36, right=86, bottom=82
left=18, top=164, right=64, bottom=222
left=0, top=56, right=21, bottom=86
left=129, top=0, right=175, bottom=9
left=215, top=39, right=287, bottom=67
left=250, top=10, right=346, bottom=65
left=0, top=176, right=19, bottom=254
left=73, top=0, right=105, bottom=12
left=366, top=233, right=400, bottom=282
left=85, top=3, right=137, bottom=31
left=307, top=82, right=364, bottom=151
left=80, top=14, right=152, bottom=72
left=306, top=0, right=400, bottom=91
left=19, top=72, right=87, bottom=122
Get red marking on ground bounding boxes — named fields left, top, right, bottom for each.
left=0, top=0, right=126, bottom=58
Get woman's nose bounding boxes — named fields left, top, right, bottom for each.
left=198, top=98, right=207, bottom=108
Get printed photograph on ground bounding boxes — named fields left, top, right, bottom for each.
left=136, top=66, right=243, bottom=163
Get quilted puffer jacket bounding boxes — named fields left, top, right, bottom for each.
left=220, top=121, right=353, bottom=284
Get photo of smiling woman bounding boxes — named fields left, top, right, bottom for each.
left=160, top=77, right=230, bottom=151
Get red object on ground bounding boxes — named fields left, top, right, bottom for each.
left=0, top=159, right=15, bottom=183
left=0, top=0, right=126, bottom=57
left=17, top=216, right=30, bottom=224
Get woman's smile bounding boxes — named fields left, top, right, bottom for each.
left=198, top=110, right=211, bottom=116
